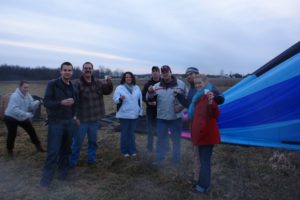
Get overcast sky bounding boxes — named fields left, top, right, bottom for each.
left=0, top=0, right=299, bottom=75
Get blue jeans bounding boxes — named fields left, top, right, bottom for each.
left=156, top=118, right=182, bottom=163
left=146, top=114, right=156, bottom=152
left=41, top=119, right=76, bottom=185
left=119, top=118, right=137, bottom=155
left=70, top=121, right=99, bottom=166
left=197, top=145, right=213, bottom=189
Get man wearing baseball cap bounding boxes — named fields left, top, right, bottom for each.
left=185, top=67, right=200, bottom=103
left=147, top=65, right=187, bottom=166
left=142, top=66, right=161, bottom=152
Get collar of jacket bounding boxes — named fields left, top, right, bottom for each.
left=159, top=75, right=177, bottom=88
left=147, top=77, right=161, bottom=86
left=80, top=75, right=95, bottom=85
left=16, top=88, right=26, bottom=99
left=56, top=77, right=74, bottom=89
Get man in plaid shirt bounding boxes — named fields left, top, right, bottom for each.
left=70, top=62, right=113, bottom=168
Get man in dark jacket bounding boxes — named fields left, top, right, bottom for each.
left=142, top=66, right=160, bottom=152
left=69, top=62, right=113, bottom=168
left=40, top=61, right=79, bottom=187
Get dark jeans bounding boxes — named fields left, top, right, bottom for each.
left=4, top=116, right=40, bottom=150
left=197, top=145, right=214, bottom=189
left=70, top=121, right=99, bottom=166
left=146, top=114, right=156, bottom=152
left=156, top=118, right=182, bottom=163
left=40, top=119, right=76, bottom=185
left=119, top=118, right=137, bottom=155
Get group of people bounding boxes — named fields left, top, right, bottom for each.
left=144, top=65, right=224, bottom=193
left=3, top=61, right=224, bottom=193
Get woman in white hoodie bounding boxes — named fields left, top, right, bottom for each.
left=4, top=80, right=45, bottom=156
left=113, top=72, right=143, bottom=157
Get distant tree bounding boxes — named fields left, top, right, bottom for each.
left=98, top=65, right=106, bottom=78
left=73, top=67, right=82, bottom=79
left=92, top=69, right=100, bottom=78
left=98, top=65, right=124, bottom=78
left=112, top=69, right=123, bottom=77
left=0, top=64, right=81, bottom=80
left=231, top=73, right=243, bottom=78
left=104, top=68, right=112, bottom=76
left=220, top=69, right=224, bottom=76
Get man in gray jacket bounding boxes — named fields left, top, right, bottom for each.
left=147, top=65, right=186, bottom=165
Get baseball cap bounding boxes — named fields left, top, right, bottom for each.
left=161, top=65, right=171, bottom=73
left=152, top=66, right=159, bottom=72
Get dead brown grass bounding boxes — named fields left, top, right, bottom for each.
left=0, top=80, right=299, bottom=200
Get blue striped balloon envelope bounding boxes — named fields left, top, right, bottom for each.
left=218, top=41, right=300, bottom=151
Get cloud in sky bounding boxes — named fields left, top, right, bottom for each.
left=0, top=0, right=299, bottom=74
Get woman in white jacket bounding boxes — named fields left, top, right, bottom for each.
left=113, top=72, right=143, bottom=157
left=4, top=81, right=45, bottom=156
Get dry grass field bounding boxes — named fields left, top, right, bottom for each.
left=0, top=79, right=299, bottom=200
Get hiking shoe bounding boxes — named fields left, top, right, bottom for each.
left=195, top=185, right=210, bottom=193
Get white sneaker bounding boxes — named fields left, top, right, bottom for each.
left=131, top=153, right=137, bottom=157
left=123, top=154, right=130, bottom=158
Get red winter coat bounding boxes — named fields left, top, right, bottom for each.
left=191, top=95, right=221, bottom=146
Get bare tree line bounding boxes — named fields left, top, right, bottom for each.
left=0, top=64, right=125, bottom=81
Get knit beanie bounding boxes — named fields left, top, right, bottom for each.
left=185, top=67, right=199, bottom=74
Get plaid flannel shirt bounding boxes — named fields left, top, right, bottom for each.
left=76, top=75, right=113, bottom=122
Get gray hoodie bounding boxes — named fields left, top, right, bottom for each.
left=5, top=88, right=40, bottom=121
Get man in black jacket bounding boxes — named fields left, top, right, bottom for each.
left=142, top=66, right=160, bottom=152
left=40, top=62, right=79, bottom=187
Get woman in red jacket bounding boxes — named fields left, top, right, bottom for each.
left=188, top=74, right=221, bottom=193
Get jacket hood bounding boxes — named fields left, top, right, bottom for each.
left=16, top=88, right=27, bottom=99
